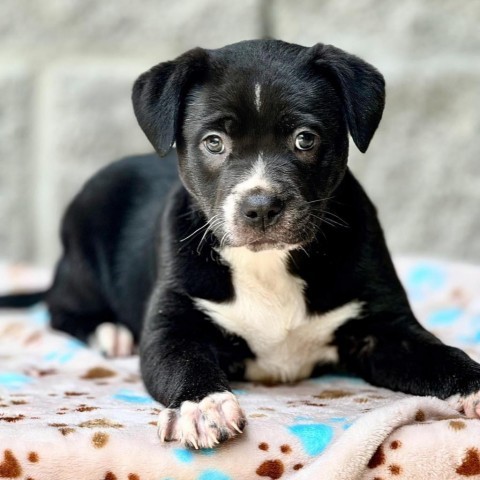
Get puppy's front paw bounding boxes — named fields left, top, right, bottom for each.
left=158, top=391, right=246, bottom=449
left=447, top=391, right=480, bottom=418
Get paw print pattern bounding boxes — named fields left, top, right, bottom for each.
left=456, top=448, right=480, bottom=476
left=255, top=442, right=303, bottom=479
left=367, top=441, right=403, bottom=477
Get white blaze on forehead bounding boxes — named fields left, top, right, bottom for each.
left=254, top=83, right=261, bottom=111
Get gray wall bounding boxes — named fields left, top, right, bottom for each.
left=1, top=0, right=479, bottom=266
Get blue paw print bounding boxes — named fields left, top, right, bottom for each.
left=173, top=448, right=194, bottom=464
left=407, top=264, right=445, bottom=301
left=44, top=338, right=86, bottom=364
left=458, top=319, right=480, bottom=344
left=0, top=373, right=33, bottom=389
left=427, top=307, right=463, bottom=328
left=289, top=423, right=334, bottom=456
left=197, top=470, right=231, bottom=480
left=29, top=304, right=50, bottom=326
left=113, top=389, right=154, bottom=404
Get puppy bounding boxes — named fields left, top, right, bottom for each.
left=41, top=40, right=480, bottom=449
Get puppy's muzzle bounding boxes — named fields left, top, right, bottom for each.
left=239, top=193, right=285, bottom=230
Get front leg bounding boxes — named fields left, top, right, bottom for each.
left=140, top=293, right=246, bottom=448
left=335, top=314, right=480, bottom=417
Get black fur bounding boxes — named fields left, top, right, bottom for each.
left=10, top=40, right=480, bottom=425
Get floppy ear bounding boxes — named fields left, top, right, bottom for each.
left=132, top=48, right=209, bottom=157
left=311, top=44, right=385, bottom=153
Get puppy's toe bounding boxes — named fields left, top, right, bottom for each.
left=158, top=408, right=179, bottom=442
left=447, top=391, right=480, bottom=418
left=157, top=391, right=246, bottom=449
left=89, top=322, right=135, bottom=357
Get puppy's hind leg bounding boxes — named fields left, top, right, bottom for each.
left=48, top=255, right=136, bottom=356
left=47, top=256, right=119, bottom=348
left=90, top=322, right=135, bottom=357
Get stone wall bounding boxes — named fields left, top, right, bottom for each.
left=1, top=0, right=479, bottom=266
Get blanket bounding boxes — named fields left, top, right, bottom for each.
left=1, top=259, right=480, bottom=480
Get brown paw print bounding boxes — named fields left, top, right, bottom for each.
left=255, top=442, right=304, bottom=479
left=456, top=448, right=480, bottom=476
left=368, top=442, right=403, bottom=476
left=0, top=450, right=22, bottom=477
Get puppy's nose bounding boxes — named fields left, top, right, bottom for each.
left=240, top=194, right=285, bottom=228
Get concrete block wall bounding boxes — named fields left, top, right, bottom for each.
left=0, top=0, right=479, bottom=266
left=0, top=0, right=262, bottom=265
left=270, top=0, right=480, bottom=262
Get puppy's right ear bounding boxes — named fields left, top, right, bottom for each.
left=132, top=48, right=208, bottom=157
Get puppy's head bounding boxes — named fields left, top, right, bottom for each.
left=132, top=40, right=385, bottom=251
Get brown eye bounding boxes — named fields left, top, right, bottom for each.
left=295, top=131, right=316, bottom=151
left=204, top=135, right=225, bottom=154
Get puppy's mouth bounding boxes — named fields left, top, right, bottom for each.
left=218, top=214, right=317, bottom=252
left=213, top=189, right=325, bottom=251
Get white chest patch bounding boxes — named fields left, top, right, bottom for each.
left=194, top=247, right=362, bottom=383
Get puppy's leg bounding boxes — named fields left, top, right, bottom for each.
left=335, top=315, right=480, bottom=417
left=141, top=294, right=245, bottom=449
left=48, top=256, right=116, bottom=343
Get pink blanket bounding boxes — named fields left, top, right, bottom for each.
left=1, top=259, right=480, bottom=480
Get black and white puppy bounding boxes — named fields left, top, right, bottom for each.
left=42, top=40, right=480, bottom=449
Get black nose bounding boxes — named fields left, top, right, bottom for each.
left=240, top=194, right=285, bottom=228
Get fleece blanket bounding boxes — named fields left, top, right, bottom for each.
left=1, top=259, right=480, bottom=480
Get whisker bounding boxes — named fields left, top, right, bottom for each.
left=306, top=196, right=335, bottom=205
left=317, top=226, right=327, bottom=242
left=309, top=213, right=337, bottom=230
left=196, top=216, right=223, bottom=254
left=299, top=246, right=310, bottom=258
left=180, top=214, right=221, bottom=243
left=179, top=223, right=209, bottom=243
left=220, top=231, right=231, bottom=249
left=321, top=210, right=349, bottom=227
left=319, top=217, right=338, bottom=229
left=310, top=211, right=348, bottom=229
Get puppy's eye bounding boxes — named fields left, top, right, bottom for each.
left=203, top=135, right=225, bottom=154
left=295, top=131, right=316, bottom=151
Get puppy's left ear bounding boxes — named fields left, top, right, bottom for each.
left=311, top=44, right=385, bottom=153
left=132, top=48, right=209, bottom=157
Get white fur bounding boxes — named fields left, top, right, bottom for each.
left=157, top=391, right=245, bottom=448
left=233, top=155, right=270, bottom=194
left=254, top=83, right=261, bottom=111
left=89, top=322, right=134, bottom=357
left=222, top=155, right=271, bottom=235
left=195, top=247, right=363, bottom=383
left=447, top=391, right=480, bottom=418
